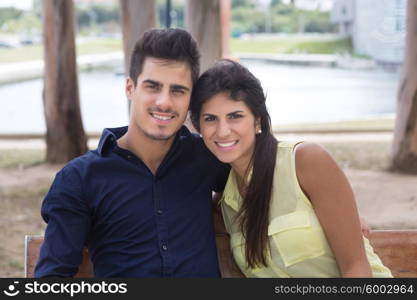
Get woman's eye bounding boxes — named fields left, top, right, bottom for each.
left=229, top=114, right=243, bottom=119
left=203, top=116, right=216, bottom=122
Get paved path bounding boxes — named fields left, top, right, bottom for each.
left=0, top=52, right=377, bottom=85
left=0, top=52, right=123, bottom=84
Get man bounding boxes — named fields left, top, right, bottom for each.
left=35, top=28, right=230, bottom=277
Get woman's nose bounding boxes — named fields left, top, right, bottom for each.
left=216, top=119, right=231, bottom=138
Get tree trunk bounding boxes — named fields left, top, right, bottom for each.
left=42, top=0, right=88, bottom=164
left=391, top=0, right=417, bottom=173
left=220, top=0, right=231, bottom=59
left=120, top=0, right=156, bottom=78
left=185, top=0, right=222, bottom=72
left=119, top=0, right=156, bottom=113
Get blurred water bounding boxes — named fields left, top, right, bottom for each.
left=0, top=62, right=400, bottom=134
left=243, top=60, right=399, bottom=125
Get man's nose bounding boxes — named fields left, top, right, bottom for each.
left=155, top=90, right=172, bottom=110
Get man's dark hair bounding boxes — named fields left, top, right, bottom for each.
left=129, top=28, right=200, bottom=86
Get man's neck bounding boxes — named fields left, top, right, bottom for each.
left=117, top=126, right=176, bottom=175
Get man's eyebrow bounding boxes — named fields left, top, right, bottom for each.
left=142, top=79, right=161, bottom=87
left=171, top=84, right=190, bottom=92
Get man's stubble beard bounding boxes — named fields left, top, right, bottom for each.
left=136, top=121, right=181, bottom=142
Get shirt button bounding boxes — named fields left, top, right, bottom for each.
left=157, top=210, right=163, bottom=215
left=162, top=245, right=168, bottom=251
left=127, top=155, right=132, bottom=159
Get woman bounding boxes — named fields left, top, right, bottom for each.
left=190, top=59, right=392, bottom=278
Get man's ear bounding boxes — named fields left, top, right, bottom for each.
left=125, top=77, right=135, bottom=100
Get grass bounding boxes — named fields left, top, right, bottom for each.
left=321, top=141, right=391, bottom=171
left=285, top=38, right=352, bottom=54
left=0, top=38, right=122, bottom=64
left=0, top=149, right=45, bottom=168
left=273, top=118, right=395, bottom=132
left=231, top=37, right=352, bottom=54
left=0, top=37, right=354, bottom=64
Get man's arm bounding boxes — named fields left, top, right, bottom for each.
left=34, top=166, right=91, bottom=277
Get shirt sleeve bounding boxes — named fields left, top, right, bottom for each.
left=213, top=162, right=230, bottom=193
left=34, top=164, right=91, bottom=277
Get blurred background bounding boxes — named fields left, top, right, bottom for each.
left=0, top=0, right=416, bottom=278
left=0, top=0, right=404, bottom=135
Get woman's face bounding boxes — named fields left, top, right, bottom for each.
left=199, top=92, right=260, bottom=171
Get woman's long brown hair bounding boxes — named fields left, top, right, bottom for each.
left=190, top=59, right=278, bottom=268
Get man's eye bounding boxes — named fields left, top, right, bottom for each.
left=146, top=85, right=158, bottom=90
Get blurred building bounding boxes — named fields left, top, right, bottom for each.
left=331, top=0, right=406, bottom=67
left=283, top=0, right=333, bottom=11
left=73, top=0, right=117, bottom=7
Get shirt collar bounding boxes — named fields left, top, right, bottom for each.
left=97, top=126, right=127, bottom=155
left=222, top=168, right=253, bottom=212
left=97, top=125, right=193, bottom=156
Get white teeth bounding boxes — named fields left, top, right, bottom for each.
left=217, top=141, right=237, bottom=147
left=152, top=114, right=173, bottom=121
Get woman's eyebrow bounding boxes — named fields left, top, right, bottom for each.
left=227, top=110, right=244, bottom=115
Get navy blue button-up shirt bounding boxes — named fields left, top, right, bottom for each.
left=34, top=126, right=229, bottom=277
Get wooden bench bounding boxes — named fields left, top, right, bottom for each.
left=25, top=206, right=417, bottom=277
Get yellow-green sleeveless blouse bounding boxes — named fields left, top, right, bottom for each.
left=220, top=141, right=392, bottom=277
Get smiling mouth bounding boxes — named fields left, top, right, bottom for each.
left=150, top=112, right=175, bottom=121
left=215, top=141, right=238, bottom=148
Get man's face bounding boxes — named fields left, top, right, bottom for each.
left=126, top=57, right=193, bottom=142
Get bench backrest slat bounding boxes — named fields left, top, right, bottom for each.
left=25, top=230, right=417, bottom=278
left=25, top=235, right=94, bottom=278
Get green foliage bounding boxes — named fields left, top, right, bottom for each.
left=232, top=0, right=255, bottom=9
left=270, top=15, right=298, bottom=33
left=232, top=6, right=266, bottom=35
left=271, top=2, right=296, bottom=15
left=2, top=14, right=41, bottom=34
left=301, top=11, right=338, bottom=33
left=156, top=0, right=184, bottom=28
left=270, top=0, right=282, bottom=7
left=0, top=7, right=23, bottom=27
left=231, top=2, right=336, bottom=35
left=75, top=4, right=120, bottom=29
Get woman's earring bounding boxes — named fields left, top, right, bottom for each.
left=199, top=133, right=203, bottom=137
left=256, top=129, right=262, bottom=135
